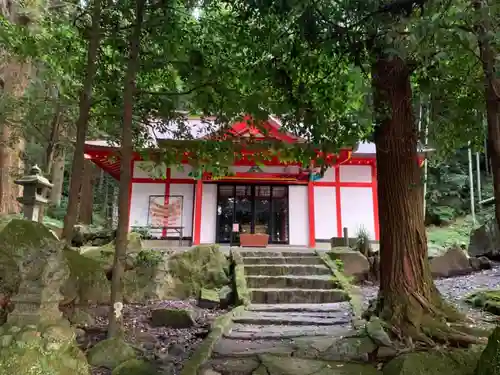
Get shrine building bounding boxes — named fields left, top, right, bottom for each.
left=83, top=116, right=404, bottom=248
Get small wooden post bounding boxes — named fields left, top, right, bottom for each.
left=343, top=227, right=349, bottom=246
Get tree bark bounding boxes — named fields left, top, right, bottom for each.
left=78, top=159, right=95, bottom=224
left=61, top=0, right=102, bottom=240
left=371, top=56, right=476, bottom=346
left=50, top=145, right=65, bottom=206
left=107, top=0, right=145, bottom=338
left=38, top=102, right=62, bottom=222
left=473, top=0, right=500, bottom=231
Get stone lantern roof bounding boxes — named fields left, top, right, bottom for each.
left=14, top=165, right=53, bottom=189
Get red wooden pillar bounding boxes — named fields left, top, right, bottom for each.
left=162, top=168, right=171, bottom=238
left=307, top=180, right=316, bottom=248
left=193, top=179, right=203, bottom=245
left=335, top=166, right=343, bottom=237
left=371, top=163, right=380, bottom=241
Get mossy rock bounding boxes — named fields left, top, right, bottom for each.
left=0, top=219, right=59, bottom=296
left=80, top=232, right=142, bottom=269
left=150, top=307, right=195, bottom=328
left=259, top=354, right=381, bottom=374
left=0, top=323, right=90, bottom=375
left=63, top=248, right=111, bottom=305
left=198, top=288, right=220, bottom=309
left=465, top=290, right=500, bottom=315
left=168, top=245, right=230, bottom=298
left=87, top=337, right=137, bottom=370
left=112, top=359, right=158, bottom=375
left=475, top=326, right=500, bottom=375
left=383, top=348, right=483, bottom=375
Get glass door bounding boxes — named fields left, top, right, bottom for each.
left=216, top=185, right=234, bottom=242
left=216, top=184, right=289, bottom=244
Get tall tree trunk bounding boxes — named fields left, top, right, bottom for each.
left=371, top=56, right=477, bottom=346
left=78, top=159, right=94, bottom=224
left=61, top=0, right=102, bottom=240
left=39, top=103, right=62, bottom=222
left=473, top=0, right=500, bottom=230
left=50, top=145, right=65, bottom=206
left=107, top=0, right=145, bottom=338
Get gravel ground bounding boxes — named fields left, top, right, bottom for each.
left=359, top=266, right=500, bottom=326
left=77, top=299, right=227, bottom=375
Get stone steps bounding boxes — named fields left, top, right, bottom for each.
left=233, top=311, right=350, bottom=326
left=243, top=256, right=323, bottom=265
left=238, top=251, right=318, bottom=258
left=224, top=323, right=350, bottom=339
left=244, top=264, right=331, bottom=277
left=249, top=288, right=349, bottom=304
left=245, top=275, right=340, bottom=289
left=248, top=302, right=351, bottom=313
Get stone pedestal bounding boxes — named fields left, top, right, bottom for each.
left=7, top=242, right=69, bottom=329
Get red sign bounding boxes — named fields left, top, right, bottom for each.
left=232, top=223, right=239, bottom=232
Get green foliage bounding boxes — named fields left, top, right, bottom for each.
left=334, top=259, right=345, bottom=273
left=134, top=250, right=163, bottom=268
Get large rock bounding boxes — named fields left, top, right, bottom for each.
left=122, top=254, right=177, bottom=303
left=72, top=224, right=116, bottom=247
left=62, top=248, right=111, bottom=305
left=465, top=289, right=500, bottom=315
left=168, top=245, right=230, bottom=297
left=150, top=306, right=196, bottom=328
left=0, top=219, right=59, bottom=298
left=328, top=247, right=370, bottom=282
left=470, top=256, right=493, bottom=271
left=475, top=326, right=500, bottom=375
left=429, top=246, right=472, bottom=278
left=80, top=232, right=143, bottom=272
left=87, top=337, right=137, bottom=370
left=0, top=323, right=90, bottom=375
left=469, top=221, right=500, bottom=260
left=383, top=349, right=482, bottom=375
left=112, top=359, right=157, bottom=375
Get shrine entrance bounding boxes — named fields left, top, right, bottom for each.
left=215, top=184, right=289, bottom=244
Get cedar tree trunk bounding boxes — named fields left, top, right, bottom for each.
left=372, top=56, right=476, bottom=346
left=107, top=0, right=145, bottom=338
left=474, top=0, right=500, bottom=231
left=50, top=145, right=65, bottom=206
left=62, top=0, right=102, bottom=240
left=78, top=159, right=95, bottom=224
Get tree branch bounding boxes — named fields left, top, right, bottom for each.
left=138, top=82, right=217, bottom=97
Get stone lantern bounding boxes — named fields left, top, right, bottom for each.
left=15, top=165, right=53, bottom=221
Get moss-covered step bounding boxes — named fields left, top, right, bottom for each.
left=248, top=302, right=351, bottom=313
left=465, top=289, right=500, bottom=315
left=243, top=256, right=324, bottom=265
left=224, top=323, right=352, bottom=339
left=245, top=275, right=341, bottom=289
left=259, top=354, right=381, bottom=375
left=244, top=264, right=331, bottom=276
left=238, top=251, right=317, bottom=257
left=249, top=288, right=349, bottom=304
left=383, top=348, right=483, bottom=375
left=233, top=310, right=350, bottom=326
